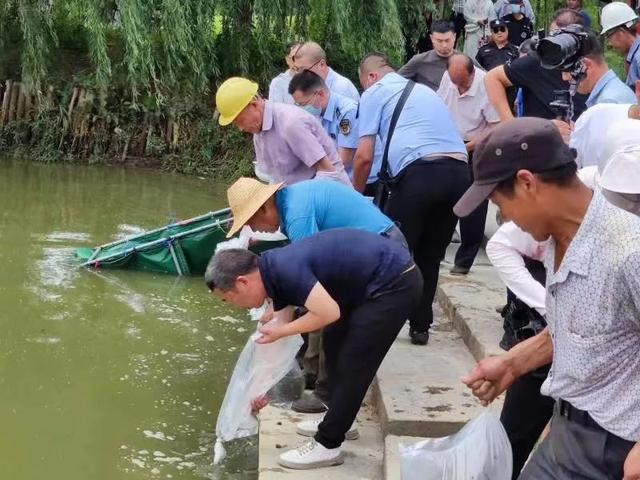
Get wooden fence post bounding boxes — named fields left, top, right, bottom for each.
left=1, top=79, right=13, bottom=127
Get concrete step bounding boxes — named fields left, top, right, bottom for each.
left=257, top=391, right=383, bottom=480
left=439, top=245, right=506, bottom=362
left=374, top=310, right=485, bottom=439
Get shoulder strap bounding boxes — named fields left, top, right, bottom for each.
left=380, top=80, right=415, bottom=180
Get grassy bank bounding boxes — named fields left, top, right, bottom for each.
left=0, top=106, right=255, bottom=180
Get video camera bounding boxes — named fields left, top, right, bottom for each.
left=535, top=24, right=598, bottom=71
left=534, top=24, right=599, bottom=122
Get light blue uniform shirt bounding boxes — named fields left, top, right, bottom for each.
left=275, top=179, right=393, bottom=242
left=359, top=72, right=467, bottom=177
left=625, top=37, right=640, bottom=89
left=321, top=92, right=382, bottom=184
left=586, top=70, right=637, bottom=108
left=325, top=68, right=360, bottom=102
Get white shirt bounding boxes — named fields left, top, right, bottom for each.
left=541, top=191, right=640, bottom=441
left=486, top=168, right=599, bottom=316
left=570, top=103, right=632, bottom=169
left=486, top=222, right=548, bottom=315
left=325, top=68, right=360, bottom=102
left=437, top=68, right=500, bottom=141
left=268, top=71, right=295, bottom=105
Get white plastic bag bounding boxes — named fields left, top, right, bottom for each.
left=399, top=409, right=512, bottom=480
left=213, top=318, right=303, bottom=464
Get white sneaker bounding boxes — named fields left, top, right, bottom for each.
left=296, top=417, right=360, bottom=440
left=278, top=439, right=344, bottom=470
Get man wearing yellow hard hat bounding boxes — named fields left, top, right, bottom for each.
left=216, top=77, right=351, bottom=186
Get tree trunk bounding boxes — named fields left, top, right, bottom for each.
left=8, top=81, right=20, bottom=122
left=0, top=80, right=12, bottom=126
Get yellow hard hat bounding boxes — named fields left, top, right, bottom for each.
left=216, top=77, right=259, bottom=126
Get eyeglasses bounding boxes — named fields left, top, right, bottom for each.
left=292, top=59, right=321, bottom=73
left=492, top=26, right=507, bottom=33
left=294, top=90, right=319, bottom=107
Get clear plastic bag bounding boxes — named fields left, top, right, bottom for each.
left=267, top=360, right=305, bottom=408
left=213, top=318, right=303, bottom=464
left=399, top=409, right=512, bottom=480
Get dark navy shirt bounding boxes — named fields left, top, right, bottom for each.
left=258, top=229, right=412, bottom=311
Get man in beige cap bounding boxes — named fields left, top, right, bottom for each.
left=226, top=176, right=406, bottom=415
left=457, top=117, right=640, bottom=479
left=215, top=76, right=350, bottom=186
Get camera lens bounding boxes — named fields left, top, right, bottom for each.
left=537, top=34, right=580, bottom=69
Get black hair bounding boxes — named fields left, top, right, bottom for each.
left=494, top=161, right=579, bottom=196
left=288, top=69, right=326, bottom=95
left=359, top=52, right=394, bottom=73
left=552, top=8, right=584, bottom=27
left=204, top=249, right=259, bottom=292
left=431, top=20, right=456, bottom=35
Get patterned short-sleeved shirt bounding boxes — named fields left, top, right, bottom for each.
left=541, top=190, right=640, bottom=441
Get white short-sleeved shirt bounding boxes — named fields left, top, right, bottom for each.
left=570, top=103, right=631, bottom=169
left=437, top=67, right=500, bottom=142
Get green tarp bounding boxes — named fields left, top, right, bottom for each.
left=76, top=209, right=286, bottom=276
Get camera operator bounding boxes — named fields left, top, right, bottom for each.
left=484, top=9, right=587, bottom=122
left=542, top=25, right=636, bottom=108
left=601, top=2, right=640, bottom=90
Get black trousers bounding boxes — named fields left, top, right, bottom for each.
left=385, top=159, right=470, bottom=332
left=501, top=371, right=555, bottom=478
left=454, top=152, right=488, bottom=270
left=519, top=401, right=635, bottom=480
left=450, top=11, right=466, bottom=43
left=315, top=267, right=423, bottom=449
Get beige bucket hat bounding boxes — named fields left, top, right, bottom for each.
left=226, top=177, right=283, bottom=238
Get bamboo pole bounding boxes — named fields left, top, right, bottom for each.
left=24, top=90, right=33, bottom=121
left=0, top=80, right=12, bottom=126
left=16, top=84, right=26, bottom=120
left=8, top=81, right=20, bottom=122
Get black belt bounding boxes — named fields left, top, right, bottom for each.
left=557, top=399, right=602, bottom=430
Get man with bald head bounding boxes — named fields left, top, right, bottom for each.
left=353, top=52, right=469, bottom=345
left=293, top=42, right=360, bottom=101
left=438, top=53, right=500, bottom=275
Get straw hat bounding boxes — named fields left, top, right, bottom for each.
left=226, top=177, right=283, bottom=238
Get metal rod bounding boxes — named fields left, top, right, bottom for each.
left=167, top=241, right=183, bottom=276
left=89, top=208, right=231, bottom=251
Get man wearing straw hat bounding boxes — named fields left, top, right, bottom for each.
left=226, top=176, right=407, bottom=417
left=225, top=177, right=406, bottom=246
left=216, top=77, right=351, bottom=187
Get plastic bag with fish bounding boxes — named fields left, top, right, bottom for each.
left=213, top=317, right=303, bottom=464
left=399, top=409, right=512, bottom=480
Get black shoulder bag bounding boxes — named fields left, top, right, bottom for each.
left=373, top=80, right=416, bottom=211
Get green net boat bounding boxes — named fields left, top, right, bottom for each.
left=76, top=208, right=286, bottom=276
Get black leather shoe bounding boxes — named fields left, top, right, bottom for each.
left=409, top=329, right=429, bottom=345
left=450, top=265, right=470, bottom=275
left=291, top=392, right=329, bottom=413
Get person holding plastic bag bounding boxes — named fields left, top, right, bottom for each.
left=205, top=228, right=422, bottom=470
left=456, top=118, right=640, bottom=479
left=225, top=176, right=408, bottom=415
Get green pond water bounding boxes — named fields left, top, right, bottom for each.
left=0, top=161, right=257, bottom=479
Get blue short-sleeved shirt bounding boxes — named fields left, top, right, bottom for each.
left=321, top=93, right=382, bottom=184
left=626, top=37, right=640, bottom=89
left=322, top=93, right=360, bottom=150
left=359, top=72, right=467, bottom=176
left=258, top=228, right=412, bottom=310
left=325, top=68, right=360, bottom=102
left=275, top=179, right=393, bottom=242
left=586, top=70, right=636, bottom=108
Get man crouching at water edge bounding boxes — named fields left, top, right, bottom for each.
left=205, top=229, right=422, bottom=469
